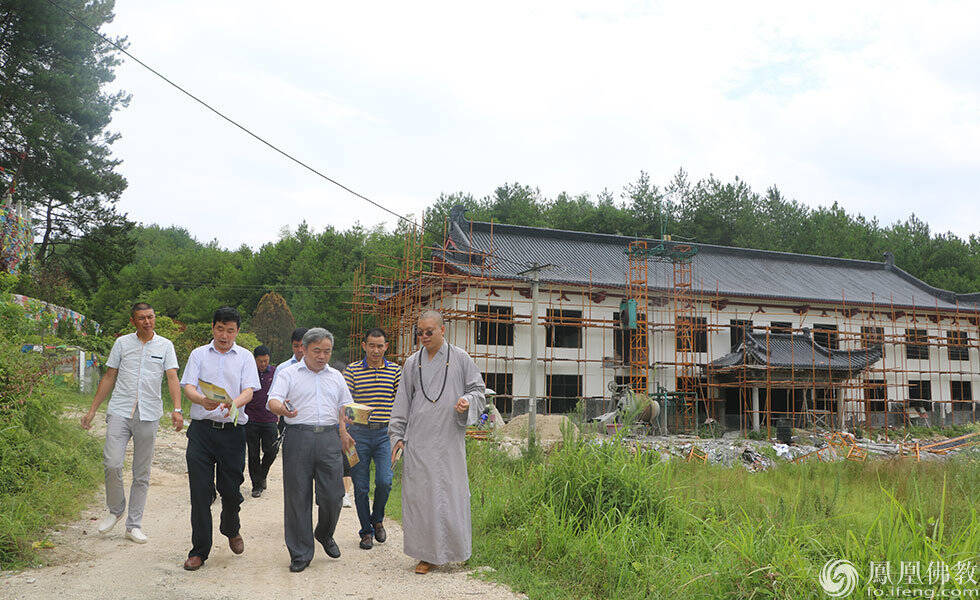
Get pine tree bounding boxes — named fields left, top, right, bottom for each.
left=0, top=0, right=133, bottom=292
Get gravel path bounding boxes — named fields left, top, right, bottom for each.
left=1, top=417, right=522, bottom=600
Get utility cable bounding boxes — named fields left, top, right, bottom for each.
left=41, top=0, right=413, bottom=227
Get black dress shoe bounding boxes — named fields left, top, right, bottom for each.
left=251, top=488, right=263, bottom=498
left=314, top=526, right=341, bottom=558
left=289, top=559, right=310, bottom=573
left=359, top=533, right=373, bottom=550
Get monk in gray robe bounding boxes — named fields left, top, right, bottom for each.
left=389, top=310, right=485, bottom=574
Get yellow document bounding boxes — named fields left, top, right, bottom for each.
left=344, top=444, right=359, bottom=468
left=199, top=380, right=239, bottom=425
left=344, top=403, right=375, bottom=425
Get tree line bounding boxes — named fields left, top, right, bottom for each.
left=9, top=169, right=978, bottom=362
left=3, top=0, right=978, bottom=363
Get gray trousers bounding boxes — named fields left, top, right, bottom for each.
left=104, top=407, right=159, bottom=530
left=281, top=425, right=344, bottom=563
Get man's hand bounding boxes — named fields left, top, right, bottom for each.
left=171, top=410, right=184, bottom=432
left=341, top=432, right=354, bottom=453
left=455, top=397, right=469, bottom=414
left=80, top=411, right=96, bottom=430
left=186, top=386, right=220, bottom=411
left=269, top=398, right=298, bottom=419
left=391, top=440, right=404, bottom=464
left=200, top=398, right=221, bottom=411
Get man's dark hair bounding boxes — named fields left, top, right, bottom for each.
left=291, top=327, right=309, bottom=343
left=253, top=345, right=270, bottom=357
left=130, top=302, right=153, bottom=317
left=363, top=327, right=387, bottom=342
left=212, top=306, right=241, bottom=327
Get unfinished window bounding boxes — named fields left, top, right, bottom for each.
left=861, top=326, right=884, bottom=348
left=813, top=324, right=839, bottom=350
left=947, top=330, right=970, bottom=361
left=730, top=319, right=753, bottom=351
left=482, top=372, right=514, bottom=415
left=546, top=374, right=582, bottom=413
left=905, top=329, right=929, bottom=360
left=545, top=309, right=582, bottom=349
left=864, top=379, right=887, bottom=412
left=675, top=316, right=707, bottom=353
left=768, top=321, right=792, bottom=333
left=951, top=380, right=972, bottom=408
left=474, top=304, right=514, bottom=346
left=908, top=379, right=932, bottom=410
left=613, top=311, right=647, bottom=363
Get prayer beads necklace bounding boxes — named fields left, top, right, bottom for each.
left=418, top=344, right=451, bottom=403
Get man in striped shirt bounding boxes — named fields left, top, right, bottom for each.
left=342, top=327, right=401, bottom=550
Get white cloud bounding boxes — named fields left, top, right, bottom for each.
left=101, top=0, right=980, bottom=248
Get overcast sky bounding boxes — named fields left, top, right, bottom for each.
left=100, top=1, right=980, bottom=249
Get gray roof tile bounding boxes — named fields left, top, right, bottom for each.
left=437, top=207, right=980, bottom=312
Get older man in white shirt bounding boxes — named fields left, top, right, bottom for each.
left=267, top=327, right=354, bottom=573
left=179, top=306, right=261, bottom=571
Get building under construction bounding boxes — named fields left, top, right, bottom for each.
left=350, top=206, right=980, bottom=436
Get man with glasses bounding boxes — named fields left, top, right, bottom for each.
left=389, top=310, right=485, bottom=574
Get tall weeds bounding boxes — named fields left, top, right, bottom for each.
left=466, top=437, right=980, bottom=599
left=0, top=343, right=102, bottom=568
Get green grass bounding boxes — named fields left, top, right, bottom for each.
left=0, top=384, right=103, bottom=569
left=389, top=437, right=980, bottom=599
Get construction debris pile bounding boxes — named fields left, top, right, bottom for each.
left=481, top=425, right=980, bottom=471
left=626, top=429, right=980, bottom=471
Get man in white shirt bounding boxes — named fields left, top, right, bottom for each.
left=81, top=302, right=183, bottom=544
left=179, top=306, right=261, bottom=571
left=267, top=328, right=355, bottom=573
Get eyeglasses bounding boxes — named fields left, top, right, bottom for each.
left=417, top=328, right=438, bottom=338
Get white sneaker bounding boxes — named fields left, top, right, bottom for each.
left=126, top=528, right=148, bottom=544
left=343, top=493, right=352, bottom=508
left=97, top=513, right=122, bottom=535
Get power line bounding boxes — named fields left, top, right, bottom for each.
left=40, top=0, right=561, bottom=276
left=41, top=0, right=414, bottom=227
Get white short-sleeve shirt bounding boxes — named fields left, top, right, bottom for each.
left=105, top=332, right=179, bottom=422
left=267, top=359, right=353, bottom=426
left=180, top=342, right=261, bottom=424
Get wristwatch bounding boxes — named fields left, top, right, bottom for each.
left=173, top=408, right=182, bottom=413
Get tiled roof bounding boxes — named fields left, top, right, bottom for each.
left=709, top=331, right=883, bottom=372
left=436, top=206, right=980, bottom=311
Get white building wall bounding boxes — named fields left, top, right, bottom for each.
left=422, top=287, right=979, bottom=424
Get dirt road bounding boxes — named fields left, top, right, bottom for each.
left=1, top=417, right=521, bottom=600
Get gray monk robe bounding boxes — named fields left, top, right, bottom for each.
left=389, top=341, right=485, bottom=565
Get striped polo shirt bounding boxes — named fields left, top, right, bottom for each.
left=342, top=358, right=401, bottom=424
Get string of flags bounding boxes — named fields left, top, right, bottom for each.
left=10, top=294, right=102, bottom=334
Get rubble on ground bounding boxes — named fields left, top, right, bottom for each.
left=610, top=428, right=977, bottom=471
left=485, top=415, right=979, bottom=470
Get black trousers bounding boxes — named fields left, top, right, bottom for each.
left=185, top=419, right=246, bottom=561
left=245, top=421, right=279, bottom=489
